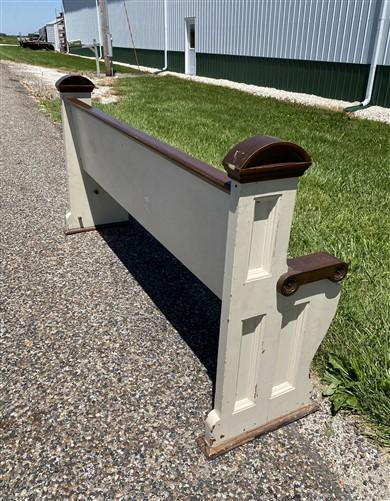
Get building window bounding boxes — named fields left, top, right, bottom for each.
left=189, top=21, right=195, bottom=49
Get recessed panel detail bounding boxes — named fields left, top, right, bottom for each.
left=247, top=195, right=280, bottom=281
left=234, top=315, right=264, bottom=413
left=271, top=302, right=308, bottom=399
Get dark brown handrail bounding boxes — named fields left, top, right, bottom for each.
left=65, top=97, right=231, bottom=193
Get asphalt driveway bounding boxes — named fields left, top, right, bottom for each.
left=0, top=62, right=388, bottom=500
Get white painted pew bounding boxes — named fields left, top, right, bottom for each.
left=57, top=75, right=347, bottom=458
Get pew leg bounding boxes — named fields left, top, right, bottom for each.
left=199, top=280, right=341, bottom=459
left=61, top=97, right=129, bottom=234
left=267, top=280, right=341, bottom=422
left=197, top=179, right=292, bottom=458
left=65, top=169, right=129, bottom=234
left=197, top=179, right=342, bottom=458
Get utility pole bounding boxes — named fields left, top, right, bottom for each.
left=98, top=0, right=113, bottom=76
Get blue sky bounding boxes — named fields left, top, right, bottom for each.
left=0, top=0, right=63, bottom=35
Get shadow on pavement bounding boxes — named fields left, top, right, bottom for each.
left=98, top=216, right=221, bottom=390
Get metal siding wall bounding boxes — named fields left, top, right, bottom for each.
left=166, top=0, right=382, bottom=64
left=107, top=0, right=164, bottom=50
left=46, top=24, right=55, bottom=44
left=381, top=19, right=390, bottom=64
left=62, top=0, right=389, bottom=66
left=54, top=24, right=61, bottom=52
left=167, top=0, right=193, bottom=52
left=62, top=0, right=99, bottom=45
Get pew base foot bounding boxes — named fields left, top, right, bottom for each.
left=197, top=403, right=319, bottom=459
left=65, top=220, right=130, bottom=235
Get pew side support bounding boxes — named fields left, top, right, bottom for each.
left=199, top=137, right=347, bottom=457
left=56, top=75, right=129, bottom=234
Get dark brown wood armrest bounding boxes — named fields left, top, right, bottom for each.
left=277, top=252, right=348, bottom=296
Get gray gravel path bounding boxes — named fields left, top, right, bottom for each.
left=1, top=62, right=388, bottom=500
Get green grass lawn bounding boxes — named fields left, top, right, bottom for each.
left=0, top=45, right=139, bottom=74
left=35, top=74, right=390, bottom=445
left=0, top=34, right=19, bottom=44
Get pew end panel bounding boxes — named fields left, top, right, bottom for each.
left=56, top=75, right=130, bottom=233
left=200, top=137, right=347, bottom=458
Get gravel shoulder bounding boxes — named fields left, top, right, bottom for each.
left=1, top=62, right=389, bottom=500
left=0, top=60, right=119, bottom=103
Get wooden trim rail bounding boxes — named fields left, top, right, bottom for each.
left=65, top=96, right=231, bottom=193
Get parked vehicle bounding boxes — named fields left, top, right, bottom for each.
left=19, top=27, right=54, bottom=50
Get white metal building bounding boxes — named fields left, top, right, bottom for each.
left=46, top=19, right=60, bottom=51
left=62, top=0, right=390, bottom=107
left=45, top=13, right=67, bottom=52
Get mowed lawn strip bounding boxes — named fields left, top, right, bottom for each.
left=0, top=45, right=140, bottom=74
left=34, top=74, right=390, bottom=444
left=0, top=34, right=19, bottom=44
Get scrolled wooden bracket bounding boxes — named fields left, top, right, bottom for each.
left=277, top=252, right=348, bottom=296
left=223, top=135, right=312, bottom=183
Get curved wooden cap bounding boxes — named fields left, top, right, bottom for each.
left=55, top=74, right=95, bottom=94
left=223, top=135, right=311, bottom=183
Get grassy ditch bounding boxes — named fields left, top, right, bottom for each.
left=37, top=75, right=390, bottom=444
left=0, top=45, right=138, bottom=74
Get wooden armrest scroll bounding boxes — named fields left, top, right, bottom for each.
left=277, top=252, right=348, bottom=296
